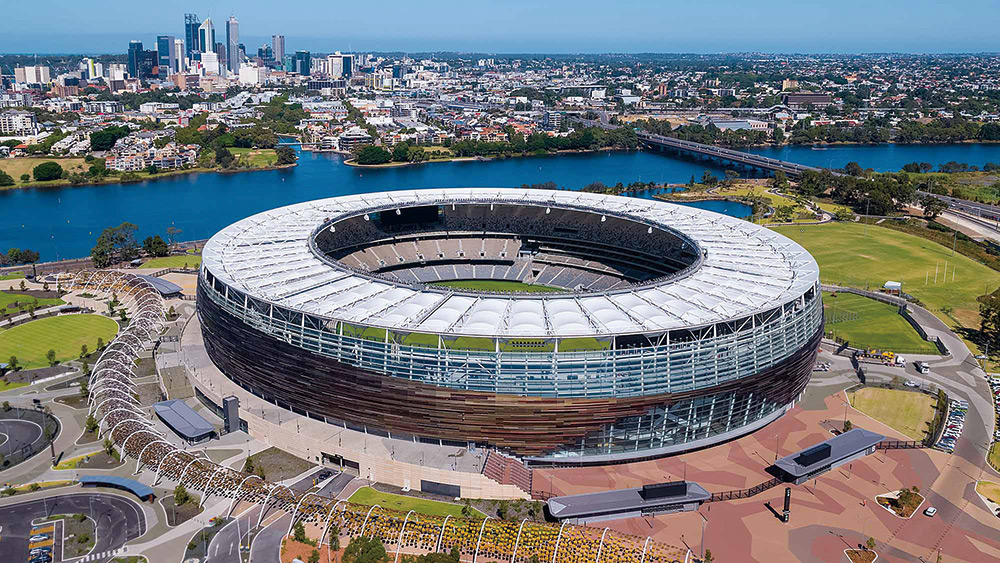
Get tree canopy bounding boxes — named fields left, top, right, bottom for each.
left=32, top=161, right=64, bottom=181
left=90, top=125, right=132, bottom=151
left=91, top=222, right=140, bottom=268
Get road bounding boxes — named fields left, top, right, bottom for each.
left=208, top=469, right=355, bottom=563
left=0, top=418, right=44, bottom=472
left=0, top=492, right=146, bottom=563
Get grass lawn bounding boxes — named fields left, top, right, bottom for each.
left=976, top=481, right=1000, bottom=505
left=989, top=444, right=1000, bottom=472
left=430, top=280, right=565, bottom=293
left=0, top=273, right=25, bottom=281
left=847, top=387, right=937, bottom=441
left=139, top=255, right=201, bottom=269
left=348, top=487, right=484, bottom=518
left=0, top=290, right=64, bottom=315
left=230, top=148, right=279, bottom=168
left=0, top=314, right=118, bottom=369
left=823, top=291, right=937, bottom=353
left=0, top=380, right=28, bottom=392
left=772, top=222, right=1000, bottom=329
left=0, top=157, right=89, bottom=188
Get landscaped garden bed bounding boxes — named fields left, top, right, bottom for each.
left=876, top=487, right=924, bottom=518
left=845, top=548, right=878, bottom=563
left=36, top=513, right=96, bottom=558
left=242, top=446, right=314, bottom=481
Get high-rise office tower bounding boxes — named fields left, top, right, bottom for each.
left=272, top=35, right=285, bottom=63
left=226, top=16, right=240, bottom=72
left=294, top=50, right=311, bottom=75
left=258, top=44, right=273, bottom=61
left=127, top=40, right=143, bottom=78
left=184, top=13, right=201, bottom=57
left=174, top=38, right=185, bottom=72
left=157, top=35, right=177, bottom=77
left=198, top=18, right=216, bottom=58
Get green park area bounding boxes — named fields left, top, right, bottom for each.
left=0, top=157, right=90, bottom=189
left=230, top=147, right=279, bottom=168
left=773, top=222, right=1000, bottom=329
left=0, top=290, right=64, bottom=316
left=989, top=445, right=1000, bottom=473
left=978, top=480, right=1000, bottom=504
left=0, top=314, right=118, bottom=370
left=348, top=487, right=484, bottom=518
left=846, top=387, right=938, bottom=441
left=0, top=273, right=25, bottom=281
left=430, top=279, right=565, bottom=293
left=823, top=291, right=937, bottom=353
left=140, top=254, right=202, bottom=269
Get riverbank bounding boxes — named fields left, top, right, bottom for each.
left=0, top=154, right=296, bottom=192
left=342, top=146, right=634, bottom=168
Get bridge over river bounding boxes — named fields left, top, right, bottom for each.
left=637, top=131, right=828, bottom=178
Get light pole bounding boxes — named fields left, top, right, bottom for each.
left=699, top=511, right=708, bottom=558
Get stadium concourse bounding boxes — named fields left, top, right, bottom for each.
left=76, top=269, right=692, bottom=563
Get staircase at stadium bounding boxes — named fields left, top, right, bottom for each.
left=483, top=450, right=533, bottom=496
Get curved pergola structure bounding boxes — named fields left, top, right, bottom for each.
left=71, top=269, right=690, bottom=563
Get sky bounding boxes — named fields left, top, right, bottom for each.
left=2, top=0, right=998, bottom=55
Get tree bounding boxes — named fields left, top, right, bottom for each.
left=342, top=536, right=386, bottom=563
left=355, top=145, right=392, bottom=165
left=96, top=337, right=105, bottom=351
left=46, top=349, right=57, bottom=367
left=392, top=143, right=410, bottom=162
left=119, top=309, right=128, bottom=322
left=843, top=419, right=853, bottom=432
left=91, top=222, right=140, bottom=268
left=771, top=170, right=788, bottom=190
left=704, top=549, right=714, bottom=563
left=309, top=550, right=321, bottom=563
left=0, top=170, right=14, bottom=186
left=8, top=356, right=18, bottom=372
left=328, top=523, right=341, bottom=561
left=276, top=146, right=297, bottom=165
left=20, top=174, right=30, bottom=183
left=701, top=170, right=718, bottom=185
left=103, top=438, right=115, bottom=457
left=80, top=344, right=89, bottom=358
left=33, top=161, right=64, bottom=181
left=293, top=520, right=308, bottom=543
left=142, top=235, right=169, bottom=257
left=215, top=146, right=234, bottom=167
left=174, top=484, right=190, bottom=505
left=921, top=196, right=947, bottom=220
left=79, top=378, right=89, bottom=399
left=90, top=125, right=131, bottom=151
left=844, top=161, right=864, bottom=177
left=866, top=537, right=876, bottom=551
left=166, top=226, right=183, bottom=248
left=85, top=413, right=98, bottom=434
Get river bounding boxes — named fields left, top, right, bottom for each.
left=5, top=142, right=1000, bottom=261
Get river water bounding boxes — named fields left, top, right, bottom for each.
left=5, top=143, right=1000, bottom=261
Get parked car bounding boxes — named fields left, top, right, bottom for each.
left=924, top=506, right=938, bottom=517
left=29, top=534, right=48, bottom=542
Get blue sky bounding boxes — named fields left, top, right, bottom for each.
left=2, top=0, right=997, bottom=54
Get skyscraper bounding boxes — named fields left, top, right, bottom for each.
left=198, top=18, right=216, bottom=59
left=174, top=38, right=185, bottom=72
left=226, top=16, right=239, bottom=72
left=272, top=35, right=285, bottom=64
left=127, top=40, right=143, bottom=78
left=184, top=13, right=201, bottom=57
left=294, top=50, right=311, bottom=75
left=157, top=35, right=177, bottom=77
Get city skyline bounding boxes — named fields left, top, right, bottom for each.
left=2, top=0, right=1000, bottom=54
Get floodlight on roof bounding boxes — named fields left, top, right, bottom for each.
left=396, top=209, right=401, bottom=215
left=601, top=215, right=606, bottom=222
left=364, top=214, right=370, bottom=221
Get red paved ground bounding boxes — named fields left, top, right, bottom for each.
left=533, top=392, right=1000, bottom=563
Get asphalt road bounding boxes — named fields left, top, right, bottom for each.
left=205, top=469, right=354, bottom=563
left=0, top=492, right=146, bottom=563
left=0, top=418, right=44, bottom=470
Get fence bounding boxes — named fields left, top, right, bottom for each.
left=707, top=477, right=782, bottom=503
left=0, top=407, right=60, bottom=471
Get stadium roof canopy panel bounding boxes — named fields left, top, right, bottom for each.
left=202, top=188, right=819, bottom=340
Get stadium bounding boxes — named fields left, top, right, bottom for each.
left=197, top=188, right=822, bottom=464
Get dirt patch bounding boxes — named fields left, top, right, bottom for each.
left=75, top=451, right=122, bottom=470
left=161, top=496, right=204, bottom=526
left=242, top=446, right=314, bottom=482
left=281, top=538, right=334, bottom=563
left=5, top=365, right=73, bottom=384
left=77, top=428, right=100, bottom=445
left=135, top=382, right=162, bottom=407
left=56, top=394, right=89, bottom=410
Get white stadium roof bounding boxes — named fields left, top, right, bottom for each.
left=202, top=188, right=819, bottom=338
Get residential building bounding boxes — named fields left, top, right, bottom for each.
left=0, top=110, right=39, bottom=136
left=226, top=16, right=240, bottom=72
left=185, top=13, right=201, bottom=57
left=200, top=51, right=221, bottom=75
left=14, top=66, right=51, bottom=85
left=239, top=63, right=269, bottom=86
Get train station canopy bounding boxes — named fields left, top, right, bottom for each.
left=154, top=399, right=214, bottom=441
